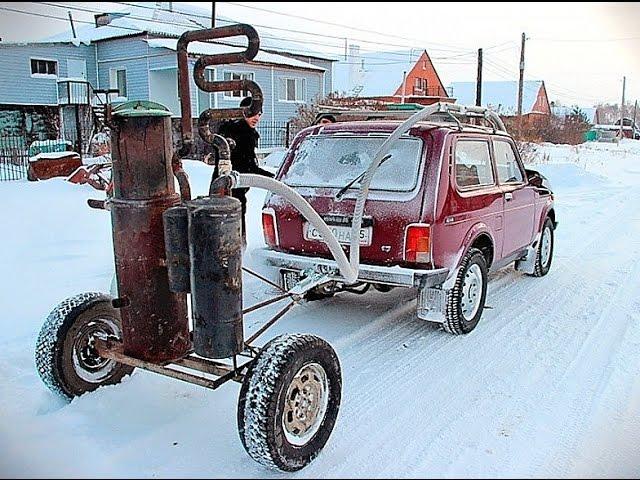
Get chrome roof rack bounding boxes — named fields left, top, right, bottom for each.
left=316, top=102, right=508, bottom=134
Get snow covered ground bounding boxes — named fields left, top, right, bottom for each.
left=1, top=140, right=640, bottom=478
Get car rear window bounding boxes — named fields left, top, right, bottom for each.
left=280, top=135, right=424, bottom=192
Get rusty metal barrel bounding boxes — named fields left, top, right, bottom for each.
left=186, top=196, right=244, bottom=359
left=110, top=101, right=191, bottom=363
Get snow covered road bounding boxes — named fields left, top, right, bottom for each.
left=1, top=140, right=639, bottom=477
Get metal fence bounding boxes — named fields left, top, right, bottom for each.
left=258, top=121, right=304, bottom=149
left=0, top=135, right=29, bottom=181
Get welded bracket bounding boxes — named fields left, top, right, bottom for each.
left=288, top=269, right=334, bottom=296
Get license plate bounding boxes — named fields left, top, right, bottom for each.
left=304, top=223, right=372, bottom=246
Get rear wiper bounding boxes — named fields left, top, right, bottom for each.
left=335, top=154, right=392, bottom=200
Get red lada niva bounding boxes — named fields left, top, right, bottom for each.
left=257, top=107, right=556, bottom=334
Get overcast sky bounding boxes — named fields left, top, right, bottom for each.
left=1, top=2, right=639, bottom=108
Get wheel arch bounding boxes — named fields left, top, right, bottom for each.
left=459, top=223, right=495, bottom=270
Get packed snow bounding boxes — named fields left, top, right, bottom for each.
left=1, top=139, right=640, bottom=478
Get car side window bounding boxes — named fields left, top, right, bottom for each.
left=494, top=140, right=524, bottom=184
left=454, top=140, right=494, bottom=189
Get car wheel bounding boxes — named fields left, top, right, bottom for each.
left=237, top=334, right=341, bottom=471
left=443, top=248, right=488, bottom=335
left=35, top=292, right=134, bottom=400
left=529, top=217, right=554, bottom=277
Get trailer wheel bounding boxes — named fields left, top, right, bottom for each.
left=35, top=292, right=134, bottom=400
left=237, top=334, right=341, bottom=472
left=443, top=248, right=488, bottom=335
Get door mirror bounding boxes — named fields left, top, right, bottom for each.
left=528, top=173, right=542, bottom=187
left=526, top=169, right=543, bottom=187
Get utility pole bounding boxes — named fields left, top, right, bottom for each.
left=619, top=76, right=626, bottom=139
left=476, top=48, right=483, bottom=106
left=211, top=2, right=215, bottom=28
left=517, top=32, right=526, bottom=119
left=633, top=99, right=638, bottom=137
left=401, top=71, right=407, bottom=104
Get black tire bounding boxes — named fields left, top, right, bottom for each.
left=529, top=217, right=554, bottom=277
left=443, top=248, right=488, bottom=335
left=35, top=292, right=134, bottom=401
left=237, top=333, right=341, bottom=472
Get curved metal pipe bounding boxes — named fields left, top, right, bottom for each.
left=236, top=173, right=359, bottom=283
left=171, top=153, right=191, bottom=201
left=177, top=24, right=260, bottom=155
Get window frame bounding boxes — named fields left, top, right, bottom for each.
left=281, top=134, right=426, bottom=193
left=109, top=67, right=128, bottom=98
left=30, top=57, right=58, bottom=78
left=492, top=138, right=526, bottom=185
left=279, top=77, right=307, bottom=103
left=222, top=70, right=254, bottom=99
left=452, top=136, right=497, bottom=193
left=197, top=67, right=216, bottom=114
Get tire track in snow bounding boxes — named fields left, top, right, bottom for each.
left=310, top=187, right=640, bottom=477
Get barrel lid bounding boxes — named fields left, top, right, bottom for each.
left=112, top=100, right=171, bottom=117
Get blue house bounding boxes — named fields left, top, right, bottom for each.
left=0, top=3, right=336, bottom=153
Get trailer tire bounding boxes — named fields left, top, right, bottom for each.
left=237, top=333, right=341, bottom=471
left=443, top=248, right=488, bottom=335
left=35, top=292, right=134, bottom=400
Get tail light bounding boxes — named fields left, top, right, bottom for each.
left=262, top=208, right=278, bottom=247
left=404, top=224, right=431, bottom=263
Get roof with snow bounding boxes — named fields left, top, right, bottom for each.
left=551, top=105, right=598, bottom=124
left=32, top=3, right=337, bottom=61
left=449, top=80, right=545, bottom=115
left=333, top=49, right=423, bottom=97
left=145, top=38, right=324, bottom=71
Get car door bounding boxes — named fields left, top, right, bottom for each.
left=434, top=135, right=504, bottom=269
left=493, top=138, right=535, bottom=257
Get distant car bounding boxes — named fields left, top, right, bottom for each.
left=613, top=117, right=640, bottom=140
left=257, top=107, right=557, bottom=334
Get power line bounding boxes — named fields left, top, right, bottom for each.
left=532, top=35, right=640, bottom=43
left=40, top=2, right=484, bottom=64
left=112, top=1, right=473, bottom=53
left=220, top=1, right=475, bottom=51
left=0, top=4, right=151, bottom=35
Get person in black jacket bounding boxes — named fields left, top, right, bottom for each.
left=217, top=96, right=275, bottom=246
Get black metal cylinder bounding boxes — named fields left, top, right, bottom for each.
left=163, top=206, right=190, bottom=293
left=187, top=196, right=244, bottom=359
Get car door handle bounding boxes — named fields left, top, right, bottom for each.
left=505, top=192, right=513, bottom=201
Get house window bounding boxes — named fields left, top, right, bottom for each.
left=279, top=78, right=306, bottom=102
left=223, top=71, right=254, bottom=98
left=109, top=68, right=127, bottom=97
left=30, top=58, right=57, bottom=76
left=198, top=68, right=216, bottom=114
left=414, top=77, right=427, bottom=94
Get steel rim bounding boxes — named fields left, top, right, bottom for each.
left=282, top=362, right=329, bottom=446
left=540, top=225, right=552, bottom=267
left=72, top=317, right=119, bottom=383
left=461, top=263, right=483, bottom=320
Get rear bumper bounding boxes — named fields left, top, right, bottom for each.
left=254, top=248, right=449, bottom=288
